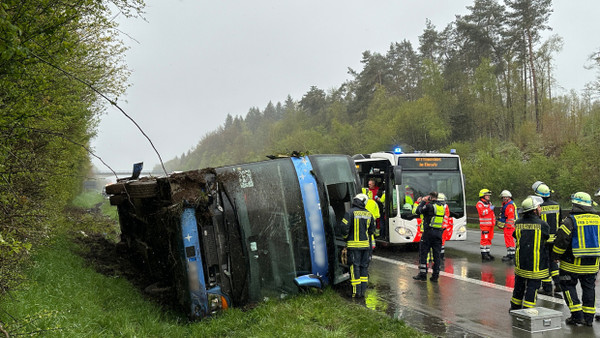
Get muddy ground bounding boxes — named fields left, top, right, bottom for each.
left=69, top=206, right=182, bottom=316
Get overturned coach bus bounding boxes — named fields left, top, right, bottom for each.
left=105, top=154, right=360, bottom=320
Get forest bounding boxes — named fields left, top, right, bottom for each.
left=163, top=0, right=600, bottom=206
left=1, top=0, right=600, bottom=306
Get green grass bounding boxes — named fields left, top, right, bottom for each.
left=71, top=190, right=117, bottom=219
left=0, top=199, right=428, bottom=337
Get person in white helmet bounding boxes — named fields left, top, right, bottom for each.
left=553, top=192, right=600, bottom=326
left=532, top=181, right=562, bottom=297
left=497, top=190, right=517, bottom=263
left=509, top=195, right=549, bottom=311
left=340, top=193, right=376, bottom=299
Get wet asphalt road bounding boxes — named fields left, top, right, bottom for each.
left=366, top=229, right=600, bottom=337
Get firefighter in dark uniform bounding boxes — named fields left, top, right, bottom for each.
left=532, top=181, right=562, bottom=297
left=510, top=196, right=549, bottom=310
left=553, top=192, right=600, bottom=326
left=412, top=191, right=445, bottom=282
left=340, top=193, right=375, bottom=298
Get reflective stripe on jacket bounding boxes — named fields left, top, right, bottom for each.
left=430, top=203, right=446, bottom=229
left=499, top=200, right=517, bottom=228
left=553, top=206, right=600, bottom=274
left=341, top=207, right=375, bottom=249
left=540, top=200, right=561, bottom=242
left=513, top=214, right=550, bottom=279
left=476, top=199, right=495, bottom=228
left=570, top=214, right=600, bottom=257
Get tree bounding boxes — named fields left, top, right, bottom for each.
left=505, top=0, right=553, bottom=132
left=0, top=0, right=144, bottom=294
left=386, top=40, right=422, bottom=100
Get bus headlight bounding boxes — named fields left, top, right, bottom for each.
left=457, top=226, right=467, bottom=234
left=208, top=293, right=229, bottom=313
left=395, top=227, right=413, bottom=237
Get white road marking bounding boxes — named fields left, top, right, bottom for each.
left=372, top=255, right=564, bottom=305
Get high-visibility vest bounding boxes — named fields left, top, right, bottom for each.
left=570, top=214, right=600, bottom=257
left=429, top=203, right=446, bottom=228
left=362, top=188, right=380, bottom=219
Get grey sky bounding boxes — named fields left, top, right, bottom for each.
left=92, top=0, right=600, bottom=173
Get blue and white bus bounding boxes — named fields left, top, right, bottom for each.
left=107, top=154, right=360, bottom=319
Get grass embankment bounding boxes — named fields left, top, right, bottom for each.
left=0, top=192, right=427, bottom=337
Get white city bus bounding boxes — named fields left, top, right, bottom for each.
left=353, top=148, right=467, bottom=245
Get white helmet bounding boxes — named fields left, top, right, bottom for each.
left=500, top=190, right=512, bottom=198
left=521, top=195, right=543, bottom=212
left=438, top=193, right=446, bottom=203
left=354, top=193, right=369, bottom=204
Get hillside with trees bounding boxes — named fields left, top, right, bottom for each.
left=0, top=1, right=145, bottom=295
left=164, top=0, right=600, bottom=203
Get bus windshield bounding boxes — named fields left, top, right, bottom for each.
left=399, top=171, right=465, bottom=218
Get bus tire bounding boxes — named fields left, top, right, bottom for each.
left=105, top=183, right=126, bottom=195
left=127, top=181, right=157, bottom=198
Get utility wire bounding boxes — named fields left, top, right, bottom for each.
left=29, top=52, right=168, bottom=176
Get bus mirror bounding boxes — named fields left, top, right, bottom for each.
left=294, top=274, right=323, bottom=289
left=393, top=166, right=402, bottom=184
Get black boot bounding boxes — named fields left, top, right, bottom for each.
left=412, top=273, right=427, bottom=281
left=482, top=253, right=494, bottom=262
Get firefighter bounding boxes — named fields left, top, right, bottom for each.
left=412, top=191, right=445, bottom=282
left=552, top=192, right=600, bottom=326
left=496, top=190, right=517, bottom=263
left=476, top=189, right=496, bottom=261
left=509, top=195, right=549, bottom=310
left=532, top=181, right=562, bottom=297
left=340, top=193, right=376, bottom=298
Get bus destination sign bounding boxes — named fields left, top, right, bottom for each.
left=398, top=157, right=459, bottom=170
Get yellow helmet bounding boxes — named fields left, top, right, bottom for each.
left=571, top=192, right=592, bottom=207
left=532, top=181, right=551, bottom=197
left=479, top=188, right=492, bottom=198
left=521, top=195, right=544, bottom=212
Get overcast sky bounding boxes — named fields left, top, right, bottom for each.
left=91, top=0, right=600, bottom=173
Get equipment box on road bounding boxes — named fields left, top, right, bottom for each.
left=510, top=307, right=562, bottom=333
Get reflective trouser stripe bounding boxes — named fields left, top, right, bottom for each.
left=419, top=264, right=427, bottom=274
left=565, top=291, right=583, bottom=312
left=511, top=297, right=523, bottom=306
left=583, top=306, right=596, bottom=314
left=480, top=245, right=490, bottom=253
left=523, top=299, right=536, bottom=308
left=350, top=265, right=360, bottom=295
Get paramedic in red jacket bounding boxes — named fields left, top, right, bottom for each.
left=477, top=189, right=496, bottom=261
left=497, top=190, right=517, bottom=263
